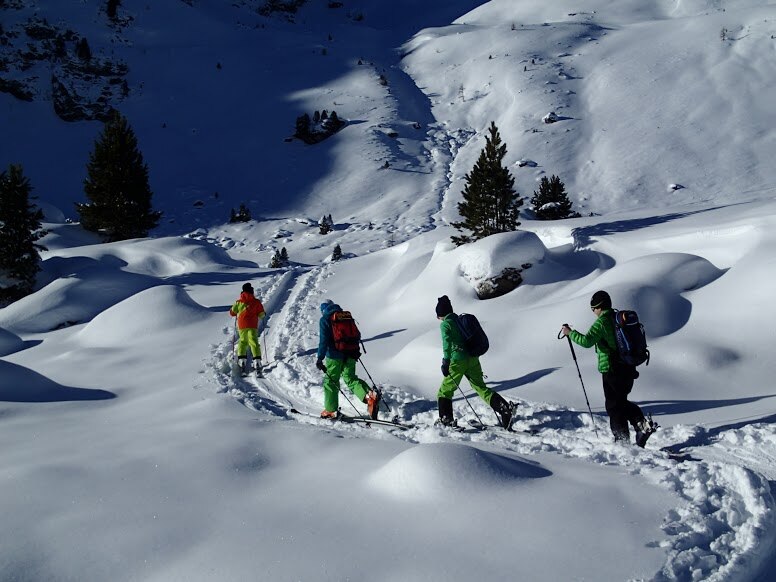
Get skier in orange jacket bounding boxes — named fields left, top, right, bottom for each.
left=230, top=283, right=266, bottom=375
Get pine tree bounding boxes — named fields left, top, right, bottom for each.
left=451, top=121, right=522, bottom=245
left=229, top=203, right=251, bottom=223
left=295, top=113, right=311, bottom=140
left=269, top=250, right=282, bottom=268
left=332, top=244, right=342, bottom=261
left=107, top=0, right=121, bottom=21
left=76, top=37, right=92, bottom=61
left=319, top=214, right=332, bottom=234
left=0, top=165, right=46, bottom=302
left=280, top=247, right=289, bottom=265
left=76, top=111, right=161, bottom=241
left=530, top=175, right=579, bottom=220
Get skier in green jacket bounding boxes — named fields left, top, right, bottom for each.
left=561, top=290, right=656, bottom=446
left=435, top=295, right=514, bottom=429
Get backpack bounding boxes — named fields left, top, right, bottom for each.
left=330, top=310, right=362, bottom=357
left=612, top=309, right=650, bottom=367
left=455, top=313, right=489, bottom=357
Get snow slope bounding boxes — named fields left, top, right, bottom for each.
left=2, top=1, right=776, bottom=580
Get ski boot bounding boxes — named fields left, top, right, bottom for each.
left=436, top=397, right=458, bottom=428
left=491, top=393, right=516, bottom=430
left=635, top=414, right=659, bottom=448
left=237, top=356, right=249, bottom=377
left=365, top=388, right=381, bottom=420
left=254, top=358, right=264, bottom=378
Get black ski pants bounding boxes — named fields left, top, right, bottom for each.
left=601, top=365, right=645, bottom=441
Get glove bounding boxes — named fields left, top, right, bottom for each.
left=316, top=359, right=327, bottom=373
left=441, top=358, right=450, bottom=377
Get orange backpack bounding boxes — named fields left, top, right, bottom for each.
left=330, top=310, right=361, bottom=357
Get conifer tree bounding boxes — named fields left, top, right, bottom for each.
left=280, top=247, right=289, bottom=265
left=269, top=250, right=282, bottom=269
left=530, top=175, right=579, bottom=220
left=319, top=214, right=332, bottom=235
left=107, top=0, right=121, bottom=21
left=0, top=165, right=46, bottom=301
left=451, top=121, right=522, bottom=245
left=76, top=111, right=161, bottom=241
left=229, top=203, right=251, bottom=223
left=332, top=244, right=342, bottom=261
left=76, top=37, right=92, bottom=61
left=295, top=113, right=311, bottom=140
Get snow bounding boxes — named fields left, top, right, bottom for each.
left=3, top=0, right=776, bottom=580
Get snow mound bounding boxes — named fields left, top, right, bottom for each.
left=0, top=327, right=24, bottom=357
left=367, top=443, right=549, bottom=501
left=454, top=230, right=548, bottom=283
left=97, top=237, right=252, bottom=277
left=78, top=285, right=208, bottom=347
left=590, top=252, right=725, bottom=337
left=0, top=270, right=154, bottom=334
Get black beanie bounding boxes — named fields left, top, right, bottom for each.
left=590, top=290, right=611, bottom=309
left=436, top=295, right=453, bottom=317
left=242, top=282, right=254, bottom=294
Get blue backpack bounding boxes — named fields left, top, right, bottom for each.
left=612, top=310, right=650, bottom=367
left=455, top=313, right=489, bottom=357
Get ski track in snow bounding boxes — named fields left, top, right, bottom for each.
left=206, top=268, right=776, bottom=582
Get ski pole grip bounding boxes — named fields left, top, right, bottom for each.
left=557, top=325, right=570, bottom=340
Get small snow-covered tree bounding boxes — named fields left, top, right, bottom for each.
left=270, top=250, right=282, bottom=268
left=319, top=214, right=333, bottom=234
left=280, top=247, right=289, bottom=265
left=0, top=164, right=46, bottom=302
left=332, top=244, right=342, bottom=261
left=530, top=175, right=579, bottom=220
left=229, top=203, right=251, bottom=223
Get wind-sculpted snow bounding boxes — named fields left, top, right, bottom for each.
left=589, top=252, right=726, bottom=337
left=0, top=269, right=154, bottom=334
left=0, top=327, right=25, bottom=357
left=368, top=443, right=550, bottom=501
left=78, top=285, right=208, bottom=347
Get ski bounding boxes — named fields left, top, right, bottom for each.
left=337, top=414, right=413, bottom=431
left=467, top=419, right=539, bottom=435
left=288, top=409, right=413, bottom=431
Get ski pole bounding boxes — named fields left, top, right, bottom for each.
left=452, top=374, right=485, bottom=427
left=261, top=323, right=268, bottom=363
left=358, top=358, right=392, bottom=414
left=558, top=326, right=599, bottom=437
left=319, top=362, right=362, bottom=418
left=232, top=319, right=237, bottom=360
left=338, top=387, right=363, bottom=418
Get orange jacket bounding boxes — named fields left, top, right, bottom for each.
left=230, top=292, right=266, bottom=329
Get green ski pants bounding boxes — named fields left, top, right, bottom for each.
left=237, top=328, right=261, bottom=358
left=437, top=356, right=494, bottom=404
left=323, top=357, right=371, bottom=412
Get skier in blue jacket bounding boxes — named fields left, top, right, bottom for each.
left=316, top=299, right=380, bottom=419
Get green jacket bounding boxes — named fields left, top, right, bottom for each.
left=569, top=308, right=617, bottom=373
left=440, top=313, right=467, bottom=362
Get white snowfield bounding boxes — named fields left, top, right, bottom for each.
left=3, top=0, right=776, bottom=581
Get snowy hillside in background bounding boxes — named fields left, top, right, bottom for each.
left=3, top=1, right=776, bottom=581
left=3, top=0, right=775, bottom=234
